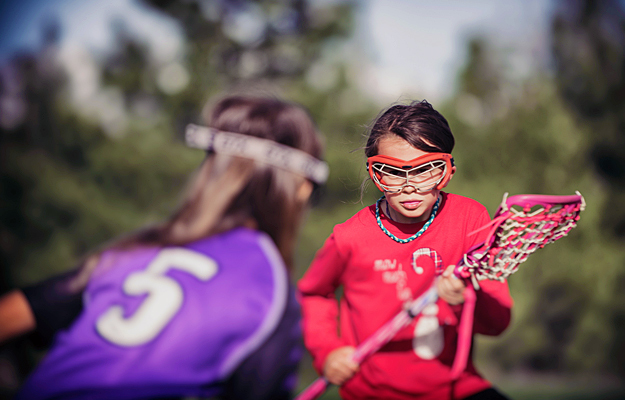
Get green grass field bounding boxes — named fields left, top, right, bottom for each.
left=297, top=368, right=625, bottom=400
left=304, top=386, right=625, bottom=400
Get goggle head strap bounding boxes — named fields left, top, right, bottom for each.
left=186, top=124, right=329, bottom=185
left=366, top=153, right=454, bottom=192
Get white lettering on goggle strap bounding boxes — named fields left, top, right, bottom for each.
left=185, top=124, right=329, bottom=184
left=372, top=160, right=448, bottom=193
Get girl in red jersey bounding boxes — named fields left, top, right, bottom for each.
left=298, top=100, right=513, bottom=400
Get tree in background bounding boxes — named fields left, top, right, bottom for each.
left=0, top=0, right=360, bottom=289
left=551, top=0, right=625, bottom=377
left=552, top=0, right=625, bottom=238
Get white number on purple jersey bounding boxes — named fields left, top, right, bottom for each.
left=96, top=248, right=218, bottom=346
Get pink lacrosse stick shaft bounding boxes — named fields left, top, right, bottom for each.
left=295, top=378, right=330, bottom=400
left=449, top=284, right=476, bottom=379
left=295, top=286, right=439, bottom=400
left=353, top=286, right=438, bottom=363
left=297, top=239, right=498, bottom=400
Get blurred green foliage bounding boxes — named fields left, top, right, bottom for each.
left=1, top=0, right=624, bottom=397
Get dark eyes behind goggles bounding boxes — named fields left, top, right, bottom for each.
left=367, top=153, right=453, bottom=193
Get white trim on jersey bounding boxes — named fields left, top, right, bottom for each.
left=218, top=232, right=289, bottom=378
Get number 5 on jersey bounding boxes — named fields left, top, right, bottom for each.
left=96, top=248, right=218, bottom=346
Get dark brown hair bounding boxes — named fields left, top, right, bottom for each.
left=84, top=96, right=324, bottom=274
left=365, top=100, right=455, bottom=157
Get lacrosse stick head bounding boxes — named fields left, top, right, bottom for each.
left=455, top=192, right=586, bottom=282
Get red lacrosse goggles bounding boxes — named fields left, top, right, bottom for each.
left=367, top=153, right=454, bottom=193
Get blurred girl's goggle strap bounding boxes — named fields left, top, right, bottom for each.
left=185, top=124, right=329, bottom=185
left=367, top=153, right=454, bottom=193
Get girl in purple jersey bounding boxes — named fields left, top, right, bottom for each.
left=0, top=95, right=328, bottom=400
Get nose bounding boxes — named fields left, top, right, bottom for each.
left=402, top=183, right=417, bottom=194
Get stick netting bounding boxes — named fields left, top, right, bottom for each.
left=461, top=192, right=585, bottom=282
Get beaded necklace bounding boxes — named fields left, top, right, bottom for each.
left=375, top=195, right=440, bottom=244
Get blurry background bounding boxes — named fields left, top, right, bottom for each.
left=1, top=0, right=624, bottom=399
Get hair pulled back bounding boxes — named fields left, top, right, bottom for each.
left=365, top=100, right=455, bottom=157
left=104, top=95, right=324, bottom=271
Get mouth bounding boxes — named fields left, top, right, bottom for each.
left=400, top=200, right=422, bottom=210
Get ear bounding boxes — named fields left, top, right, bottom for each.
left=444, top=166, right=457, bottom=187
left=449, top=166, right=457, bottom=180
left=297, top=180, right=314, bottom=203
left=437, top=166, right=457, bottom=189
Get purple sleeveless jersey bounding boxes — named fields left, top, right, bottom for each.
left=18, top=228, right=299, bottom=400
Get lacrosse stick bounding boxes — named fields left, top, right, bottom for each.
left=296, top=192, right=585, bottom=400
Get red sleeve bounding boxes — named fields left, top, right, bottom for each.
left=465, top=205, right=513, bottom=336
left=297, top=233, right=347, bottom=374
left=473, top=279, right=513, bottom=335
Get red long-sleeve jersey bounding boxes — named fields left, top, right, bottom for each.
left=298, top=192, right=513, bottom=400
